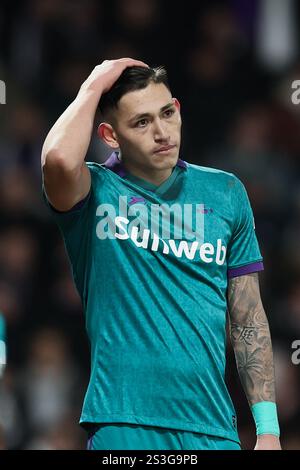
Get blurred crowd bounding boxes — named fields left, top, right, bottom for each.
left=0, top=0, right=300, bottom=450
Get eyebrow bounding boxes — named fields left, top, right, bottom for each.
left=128, top=102, right=174, bottom=123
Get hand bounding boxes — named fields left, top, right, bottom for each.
left=254, top=434, right=282, bottom=450
left=80, top=58, right=149, bottom=94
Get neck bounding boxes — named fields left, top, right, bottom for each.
left=121, top=159, right=174, bottom=186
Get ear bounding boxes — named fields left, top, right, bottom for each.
left=173, top=98, right=181, bottom=112
left=97, top=123, right=119, bottom=149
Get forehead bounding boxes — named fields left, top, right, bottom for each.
left=117, top=82, right=172, bottom=117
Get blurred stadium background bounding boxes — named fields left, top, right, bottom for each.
left=0, top=0, right=300, bottom=450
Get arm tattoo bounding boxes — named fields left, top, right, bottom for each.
left=227, top=273, right=276, bottom=405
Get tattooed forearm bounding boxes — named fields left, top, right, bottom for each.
left=227, top=273, right=276, bottom=405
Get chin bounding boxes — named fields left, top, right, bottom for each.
left=152, top=152, right=179, bottom=168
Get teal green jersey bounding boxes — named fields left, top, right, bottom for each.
left=43, top=153, right=263, bottom=443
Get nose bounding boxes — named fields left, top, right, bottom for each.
left=153, top=118, right=169, bottom=142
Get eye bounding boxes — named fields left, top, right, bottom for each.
left=135, top=119, right=148, bottom=128
left=164, top=108, right=175, bottom=118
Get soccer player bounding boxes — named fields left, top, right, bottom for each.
left=0, top=312, right=7, bottom=449
left=41, top=58, right=281, bottom=450
left=0, top=313, right=6, bottom=379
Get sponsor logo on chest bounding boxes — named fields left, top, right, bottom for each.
left=95, top=196, right=226, bottom=264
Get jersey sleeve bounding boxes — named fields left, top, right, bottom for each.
left=42, top=163, right=95, bottom=230
left=227, top=176, right=264, bottom=279
left=41, top=162, right=104, bottom=297
left=41, top=161, right=105, bottom=235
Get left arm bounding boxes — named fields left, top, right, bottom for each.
left=227, top=272, right=281, bottom=450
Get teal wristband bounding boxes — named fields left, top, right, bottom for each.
left=251, top=401, right=280, bottom=437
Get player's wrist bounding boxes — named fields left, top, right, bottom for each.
left=251, top=401, right=280, bottom=437
left=254, top=434, right=281, bottom=450
left=78, top=83, right=104, bottom=102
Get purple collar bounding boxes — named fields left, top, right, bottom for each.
left=103, top=151, right=187, bottom=178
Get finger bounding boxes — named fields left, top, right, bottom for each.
left=118, top=58, right=149, bottom=67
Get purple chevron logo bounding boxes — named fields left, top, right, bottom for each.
left=128, top=196, right=147, bottom=206
left=197, top=206, right=214, bottom=214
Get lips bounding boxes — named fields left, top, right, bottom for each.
left=154, top=144, right=176, bottom=153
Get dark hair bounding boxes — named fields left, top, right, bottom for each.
left=98, top=65, right=170, bottom=118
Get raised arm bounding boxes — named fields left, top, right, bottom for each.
left=227, top=273, right=281, bottom=450
left=41, top=58, right=148, bottom=211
